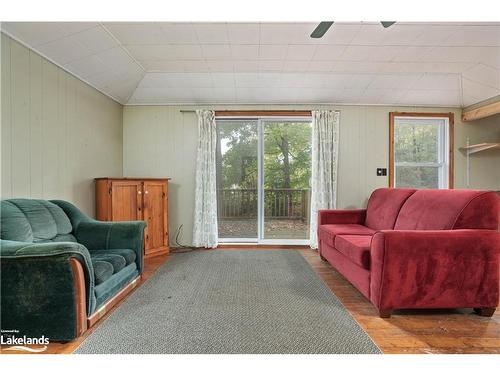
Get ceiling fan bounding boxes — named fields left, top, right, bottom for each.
left=310, top=21, right=396, bottom=38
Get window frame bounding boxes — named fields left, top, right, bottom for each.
left=389, top=112, right=454, bottom=189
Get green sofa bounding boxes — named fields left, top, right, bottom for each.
left=0, top=199, right=146, bottom=341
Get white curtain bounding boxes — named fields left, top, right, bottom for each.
left=192, top=110, right=218, bottom=248
left=309, top=110, right=340, bottom=249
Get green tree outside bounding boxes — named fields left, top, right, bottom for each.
left=216, top=120, right=312, bottom=220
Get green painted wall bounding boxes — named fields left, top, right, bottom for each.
left=1, top=33, right=123, bottom=215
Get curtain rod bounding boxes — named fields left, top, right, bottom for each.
left=180, top=110, right=312, bottom=116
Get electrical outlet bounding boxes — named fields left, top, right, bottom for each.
left=377, top=168, right=387, bottom=176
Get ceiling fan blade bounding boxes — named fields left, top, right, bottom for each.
left=380, top=21, right=396, bottom=28
left=310, top=22, right=334, bottom=38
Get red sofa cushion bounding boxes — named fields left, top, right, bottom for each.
left=318, top=224, right=376, bottom=247
left=453, top=191, right=499, bottom=230
left=395, top=189, right=500, bottom=230
left=334, top=235, right=372, bottom=270
left=365, top=188, right=416, bottom=230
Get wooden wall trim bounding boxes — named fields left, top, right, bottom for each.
left=389, top=112, right=395, bottom=187
left=70, top=258, right=87, bottom=337
left=449, top=115, right=455, bottom=189
left=389, top=112, right=454, bottom=118
left=462, top=99, right=500, bottom=122
left=214, top=110, right=312, bottom=117
left=389, top=112, right=455, bottom=189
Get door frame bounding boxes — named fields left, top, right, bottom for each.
left=217, top=116, right=312, bottom=245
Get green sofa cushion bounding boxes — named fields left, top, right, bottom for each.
left=0, top=199, right=73, bottom=243
left=8, top=200, right=57, bottom=240
left=0, top=201, right=34, bottom=242
left=93, top=260, right=114, bottom=285
left=42, top=201, right=73, bottom=234
left=91, top=253, right=126, bottom=274
left=94, top=263, right=139, bottom=309
left=90, top=249, right=136, bottom=266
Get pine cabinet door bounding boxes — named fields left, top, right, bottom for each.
left=110, top=180, right=143, bottom=221
left=143, top=181, right=168, bottom=254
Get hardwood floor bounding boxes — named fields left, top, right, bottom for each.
left=298, top=248, right=500, bottom=354
left=2, top=247, right=499, bottom=354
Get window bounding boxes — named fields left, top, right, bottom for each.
left=389, top=112, right=454, bottom=189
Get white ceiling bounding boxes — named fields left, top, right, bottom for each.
left=2, top=22, right=500, bottom=107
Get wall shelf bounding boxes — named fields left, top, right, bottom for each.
left=462, top=96, right=500, bottom=122
left=460, top=140, right=500, bottom=188
left=459, top=143, right=500, bottom=155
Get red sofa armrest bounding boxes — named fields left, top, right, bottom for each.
left=370, top=230, right=500, bottom=311
left=318, top=209, right=367, bottom=226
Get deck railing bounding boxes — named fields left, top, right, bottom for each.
left=217, top=188, right=310, bottom=222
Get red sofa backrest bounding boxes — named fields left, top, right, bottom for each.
left=365, top=188, right=416, bottom=230
left=394, top=189, right=500, bottom=230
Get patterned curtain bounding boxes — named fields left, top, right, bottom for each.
left=309, top=110, right=340, bottom=249
left=192, top=110, right=218, bottom=248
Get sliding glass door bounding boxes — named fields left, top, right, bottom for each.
left=217, top=118, right=312, bottom=244
left=262, top=121, right=312, bottom=240
left=216, top=120, right=259, bottom=240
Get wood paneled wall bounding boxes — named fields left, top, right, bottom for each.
left=1, top=34, right=123, bottom=216
left=123, top=106, right=197, bottom=247
left=123, top=105, right=500, bottom=246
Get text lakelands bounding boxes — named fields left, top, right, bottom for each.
left=0, top=335, right=50, bottom=345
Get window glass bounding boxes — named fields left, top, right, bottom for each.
left=393, top=116, right=449, bottom=189
left=394, top=122, right=439, bottom=163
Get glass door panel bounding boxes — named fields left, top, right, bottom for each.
left=262, top=121, right=312, bottom=240
left=216, top=120, right=259, bottom=240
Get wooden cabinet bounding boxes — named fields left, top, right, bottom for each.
left=95, top=178, right=170, bottom=257
left=142, top=180, right=169, bottom=254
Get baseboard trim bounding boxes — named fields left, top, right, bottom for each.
left=217, top=244, right=309, bottom=249
left=145, top=246, right=170, bottom=258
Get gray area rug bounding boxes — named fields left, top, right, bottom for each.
left=75, top=250, right=381, bottom=354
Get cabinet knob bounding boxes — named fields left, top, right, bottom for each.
left=138, top=191, right=142, bottom=194
left=145, top=191, right=149, bottom=194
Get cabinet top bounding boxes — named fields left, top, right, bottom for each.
left=95, top=177, right=171, bottom=181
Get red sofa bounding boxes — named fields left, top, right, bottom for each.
left=317, top=188, right=500, bottom=318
